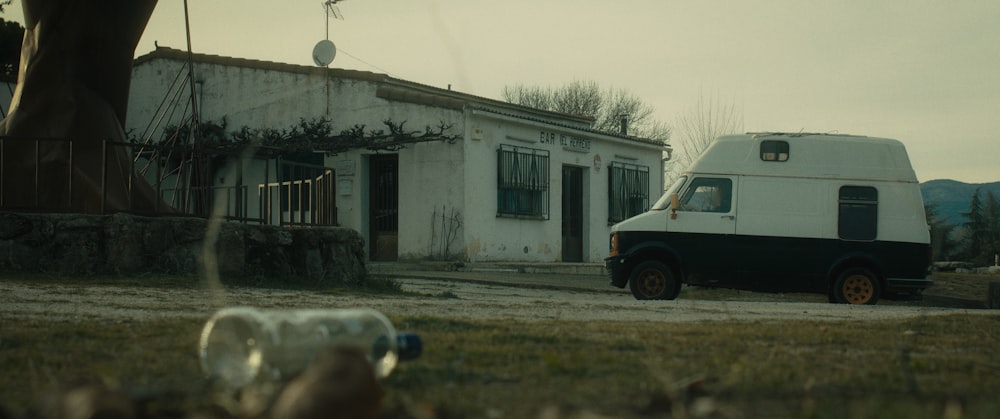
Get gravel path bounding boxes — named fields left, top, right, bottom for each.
left=2, top=277, right=994, bottom=324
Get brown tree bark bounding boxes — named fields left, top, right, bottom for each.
left=0, top=0, right=166, bottom=214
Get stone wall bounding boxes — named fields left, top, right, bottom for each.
left=0, top=212, right=367, bottom=282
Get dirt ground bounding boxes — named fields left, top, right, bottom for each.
left=2, top=272, right=998, bottom=418
left=2, top=272, right=995, bottom=324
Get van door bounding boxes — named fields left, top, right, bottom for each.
left=733, top=177, right=829, bottom=291
left=668, top=176, right=738, bottom=285
left=671, top=176, right=737, bottom=234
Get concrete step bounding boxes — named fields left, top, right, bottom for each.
left=368, top=261, right=607, bottom=276
left=486, top=262, right=607, bottom=276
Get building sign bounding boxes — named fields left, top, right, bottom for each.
left=538, top=131, right=591, bottom=152
left=336, top=159, right=355, bottom=176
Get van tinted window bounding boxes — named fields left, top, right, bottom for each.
left=760, top=140, right=789, bottom=161
left=680, top=178, right=732, bottom=213
left=838, top=186, right=877, bottom=240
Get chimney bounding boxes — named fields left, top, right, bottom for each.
left=619, top=114, right=630, bottom=135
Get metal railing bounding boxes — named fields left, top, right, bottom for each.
left=259, top=162, right=337, bottom=226
left=0, top=136, right=338, bottom=226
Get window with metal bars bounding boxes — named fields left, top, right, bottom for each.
left=608, top=161, right=650, bottom=224
left=497, top=144, right=549, bottom=219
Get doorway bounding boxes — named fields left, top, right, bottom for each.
left=561, top=166, right=584, bottom=262
left=369, top=155, right=398, bottom=261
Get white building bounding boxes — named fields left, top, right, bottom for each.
left=127, top=47, right=669, bottom=263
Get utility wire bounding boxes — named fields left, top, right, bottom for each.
left=337, top=47, right=397, bottom=78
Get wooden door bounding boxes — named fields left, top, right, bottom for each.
left=369, top=155, right=398, bottom=261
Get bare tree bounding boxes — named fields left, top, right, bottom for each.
left=501, top=84, right=551, bottom=110
left=502, top=80, right=671, bottom=143
left=667, top=93, right=743, bottom=182
left=550, top=80, right=602, bottom=117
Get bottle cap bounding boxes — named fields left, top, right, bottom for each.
left=396, top=332, right=422, bottom=361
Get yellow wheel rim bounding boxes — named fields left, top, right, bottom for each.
left=638, top=269, right=666, bottom=296
left=842, top=274, right=874, bottom=304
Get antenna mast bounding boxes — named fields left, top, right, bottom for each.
left=183, top=0, right=199, bottom=129
left=313, top=1, right=344, bottom=67
left=323, top=0, right=345, bottom=40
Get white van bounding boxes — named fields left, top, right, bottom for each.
left=605, top=132, right=932, bottom=304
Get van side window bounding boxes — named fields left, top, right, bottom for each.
left=760, top=140, right=789, bottom=161
left=838, top=186, right=877, bottom=240
left=679, top=178, right=732, bottom=213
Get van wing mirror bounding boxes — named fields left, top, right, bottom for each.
left=670, top=193, right=679, bottom=219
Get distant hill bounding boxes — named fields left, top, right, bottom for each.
left=920, top=180, right=1000, bottom=226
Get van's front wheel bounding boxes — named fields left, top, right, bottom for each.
left=629, top=261, right=680, bottom=300
left=831, top=268, right=881, bottom=305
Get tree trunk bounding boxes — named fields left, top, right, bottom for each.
left=0, top=0, right=164, bottom=214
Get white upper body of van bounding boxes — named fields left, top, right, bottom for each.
left=615, top=132, right=930, bottom=246
left=686, top=132, right=919, bottom=182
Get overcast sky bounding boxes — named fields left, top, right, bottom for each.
left=6, top=1, right=999, bottom=183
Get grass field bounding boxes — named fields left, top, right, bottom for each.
left=1, top=272, right=998, bottom=418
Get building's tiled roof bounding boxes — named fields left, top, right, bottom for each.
left=134, top=46, right=388, bottom=83
left=134, top=47, right=667, bottom=147
left=468, top=106, right=668, bottom=147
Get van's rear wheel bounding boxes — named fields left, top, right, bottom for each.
left=629, top=261, right=680, bottom=300
left=832, top=268, right=881, bottom=305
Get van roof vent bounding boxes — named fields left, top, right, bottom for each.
left=748, top=132, right=870, bottom=139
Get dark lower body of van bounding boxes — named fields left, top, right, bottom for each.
left=606, top=232, right=932, bottom=304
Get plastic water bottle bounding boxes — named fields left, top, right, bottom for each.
left=198, top=307, right=422, bottom=388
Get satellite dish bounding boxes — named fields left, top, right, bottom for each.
left=312, top=39, right=336, bottom=66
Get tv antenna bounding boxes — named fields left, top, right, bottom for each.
left=313, top=1, right=346, bottom=67
left=323, top=0, right=346, bottom=40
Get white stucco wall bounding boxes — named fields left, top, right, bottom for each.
left=462, top=110, right=664, bottom=262
left=397, top=139, right=466, bottom=259
left=332, top=102, right=467, bottom=261
left=129, top=59, right=366, bottom=137
left=126, top=51, right=666, bottom=263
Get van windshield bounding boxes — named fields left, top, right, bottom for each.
left=651, top=176, right=687, bottom=210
